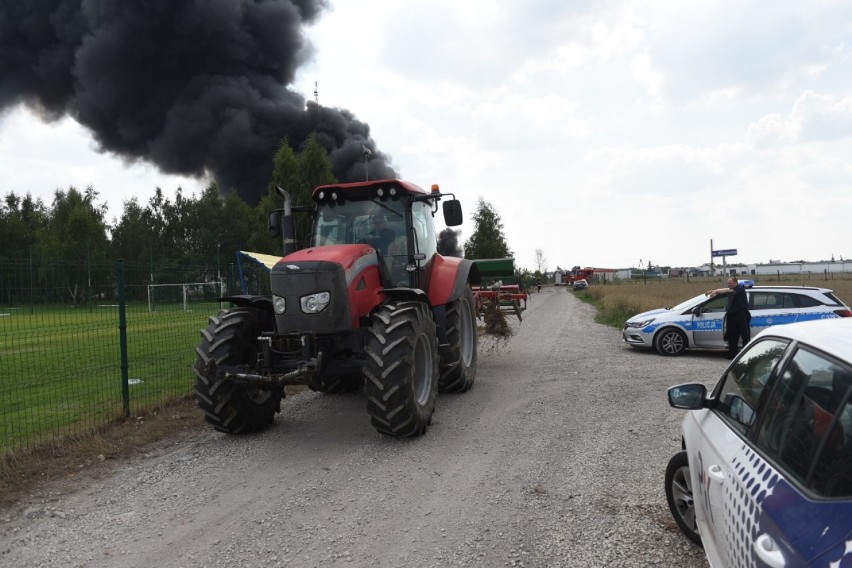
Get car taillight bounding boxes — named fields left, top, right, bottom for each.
left=834, top=309, right=852, bottom=317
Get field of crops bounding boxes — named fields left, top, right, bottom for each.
left=578, top=274, right=852, bottom=329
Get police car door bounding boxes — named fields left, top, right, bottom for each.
left=691, top=295, right=728, bottom=348
left=685, top=338, right=787, bottom=567
left=748, top=346, right=852, bottom=566
left=750, top=291, right=797, bottom=336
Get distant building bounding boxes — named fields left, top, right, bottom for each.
left=746, top=260, right=850, bottom=276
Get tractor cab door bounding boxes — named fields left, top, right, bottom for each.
left=402, top=200, right=439, bottom=288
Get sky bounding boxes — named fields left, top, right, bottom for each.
left=1, top=0, right=851, bottom=272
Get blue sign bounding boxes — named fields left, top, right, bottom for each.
left=712, top=248, right=737, bottom=257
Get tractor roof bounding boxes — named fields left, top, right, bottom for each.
left=312, top=179, right=429, bottom=200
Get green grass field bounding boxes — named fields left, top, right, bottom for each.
left=0, top=302, right=221, bottom=454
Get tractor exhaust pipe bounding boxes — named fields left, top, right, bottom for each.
left=268, top=186, right=297, bottom=256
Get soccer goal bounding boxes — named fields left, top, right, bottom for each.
left=147, top=282, right=224, bottom=312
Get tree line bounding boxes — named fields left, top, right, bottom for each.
left=1, top=134, right=519, bottom=302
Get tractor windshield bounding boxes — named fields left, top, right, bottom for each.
left=313, top=199, right=406, bottom=252
left=313, top=198, right=410, bottom=285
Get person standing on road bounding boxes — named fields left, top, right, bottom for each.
left=706, top=277, right=751, bottom=358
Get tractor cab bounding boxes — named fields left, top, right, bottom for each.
left=310, top=180, right=440, bottom=287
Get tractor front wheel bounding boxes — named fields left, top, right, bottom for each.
left=193, top=308, right=283, bottom=434
left=364, top=301, right=439, bottom=437
left=439, top=286, right=478, bottom=393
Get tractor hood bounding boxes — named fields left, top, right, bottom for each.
left=270, top=244, right=384, bottom=332
left=277, top=244, right=380, bottom=287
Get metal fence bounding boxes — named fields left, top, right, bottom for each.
left=0, top=257, right=251, bottom=456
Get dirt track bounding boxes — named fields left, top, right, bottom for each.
left=0, top=286, right=719, bottom=567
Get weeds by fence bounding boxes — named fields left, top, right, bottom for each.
left=0, top=257, right=250, bottom=456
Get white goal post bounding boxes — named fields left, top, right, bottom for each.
left=147, top=282, right=224, bottom=312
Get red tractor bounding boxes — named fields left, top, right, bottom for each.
left=193, top=180, right=480, bottom=437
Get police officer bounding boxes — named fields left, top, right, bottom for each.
left=706, top=277, right=751, bottom=359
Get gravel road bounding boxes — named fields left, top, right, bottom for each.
left=0, top=286, right=721, bottom=567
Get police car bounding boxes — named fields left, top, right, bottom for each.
left=665, top=318, right=852, bottom=567
left=622, top=285, right=851, bottom=356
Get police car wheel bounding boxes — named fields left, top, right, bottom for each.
left=655, top=328, right=686, bottom=356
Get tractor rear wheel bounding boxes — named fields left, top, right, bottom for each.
left=364, top=301, right=439, bottom=437
left=439, top=286, right=478, bottom=393
left=193, top=307, right=282, bottom=434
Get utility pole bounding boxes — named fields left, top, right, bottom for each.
left=710, top=238, right=714, bottom=277
left=217, top=241, right=222, bottom=283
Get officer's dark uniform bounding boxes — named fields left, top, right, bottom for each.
left=725, top=284, right=751, bottom=358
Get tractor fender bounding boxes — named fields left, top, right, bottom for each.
left=218, top=294, right=273, bottom=312
left=426, top=256, right=481, bottom=306
left=380, top=287, right=431, bottom=306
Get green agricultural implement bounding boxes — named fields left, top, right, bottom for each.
left=471, top=258, right=528, bottom=321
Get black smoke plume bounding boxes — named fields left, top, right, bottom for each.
left=0, top=0, right=396, bottom=203
left=437, top=228, right=463, bottom=258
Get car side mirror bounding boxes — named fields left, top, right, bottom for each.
left=692, top=306, right=703, bottom=316
left=668, top=383, right=707, bottom=409
left=443, top=199, right=463, bottom=227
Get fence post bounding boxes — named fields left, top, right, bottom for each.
left=117, top=259, right=130, bottom=417
left=29, top=245, right=35, bottom=314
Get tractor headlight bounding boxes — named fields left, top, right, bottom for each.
left=300, top=291, right=331, bottom=313
left=273, top=294, right=287, bottom=315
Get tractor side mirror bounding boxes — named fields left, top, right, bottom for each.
left=443, top=199, right=463, bottom=227
left=268, top=211, right=281, bottom=237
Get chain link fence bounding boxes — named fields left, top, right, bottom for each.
left=0, top=257, right=251, bottom=456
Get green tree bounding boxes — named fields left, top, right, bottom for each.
left=296, top=134, right=336, bottom=247
left=515, top=267, right=534, bottom=292
left=111, top=196, right=155, bottom=267
left=253, top=139, right=301, bottom=255
left=0, top=192, right=47, bottom=260
left=189, top=184, right=255, bottom=281
left=463, top=198, right=512, bottom=260
left=254, top=134, right=338, bottom=254
left=38, top=186, right=110, bottom=304
left=0, top=192, right=47, bottom=305
left=300, top=133, right=337, bottom=191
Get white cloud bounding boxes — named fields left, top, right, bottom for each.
left=747, top=90, right=852, bottom=148
left=792, top=90, right=852, bottom=141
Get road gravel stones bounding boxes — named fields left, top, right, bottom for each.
left=0, top=287, right=716, bottom=567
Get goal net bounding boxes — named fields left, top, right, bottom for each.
left=147, top=282, right=224, bottom=312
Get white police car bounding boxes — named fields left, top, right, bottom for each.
left=665, top=317, right=852, bottom=567
left=623, top=285, right=851, bottom=356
